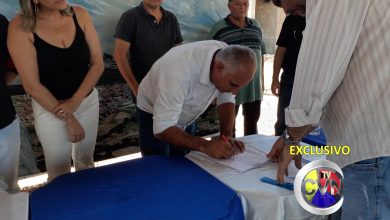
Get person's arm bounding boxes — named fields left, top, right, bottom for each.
left=153, top=97, right=241, bottom=158
left=270, top=0, right=370, bottom=183
left=150, top=66, right=237, bottom=159
left=8, top=16, right=85, bottom=143
left=113, top=11, right=139, bottom=96
left=155, top=126, right=237, bottom=159
left=261, top=55, right=265, bottom=93
left=217, top=102, right=245, bottom=152
left=8, top=17, right=62, bottom=114
left=113, top=39, right=139, bottom=96
left=217, top=102, right=235, bottom=137
left=52, top=6, right=104, bottom=116
left=271, top=46, right=286, bottom=96
left=172, top=14, right=183, bottom=46
left=271, top=15, right=290, bottom=97
left=257, top=20, right=267, bottom=94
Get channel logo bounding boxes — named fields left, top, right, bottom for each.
left=294, top=160, right=343, bottom=215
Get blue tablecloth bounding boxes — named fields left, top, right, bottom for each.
left=302, top=128, right=327, bottom=146
left=30, top=156, right=244, bottom=220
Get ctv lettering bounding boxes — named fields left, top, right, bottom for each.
left=303, top=170, right=341, bottom=196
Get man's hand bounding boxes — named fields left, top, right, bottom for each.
left=267, top=136, right=302, bottom=183
left=231, top=139, right=245, bottom=153
left=271, top=79, right=280, bottom=96
left=266, top=137, right=284, bottom=161
left=65, top=115, right=85, bottom=143
left=201, top=140, right=239, bottom=159
left=221, top=135, right=245, bottom=153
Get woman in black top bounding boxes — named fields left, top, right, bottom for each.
left=8, top=0, right=104, bottom=181
left=0, top=14, right=20, bottom=192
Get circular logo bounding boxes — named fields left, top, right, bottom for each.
left=294, top=160, right=343, bottom=215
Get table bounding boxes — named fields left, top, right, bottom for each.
left=186, top=135, right=327, bottom=220
left=30, top=156, right=244, bottom=220
left=0, top=191, right=28, bottom=220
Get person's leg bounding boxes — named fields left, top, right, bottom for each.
left=242, top=100, right=261, bottom=136
left=137, top=107, right=170, bottom=156
left=32, top=99, right=73, bottom=182
left=379, top=157, right=390, bottom=218
left=341, top=157, right=390, bottom=219
left=18, top=120, right=40, bottom=176
left=73, top=89, right=99, bottom=171
left=274, top=82, right=293, bottom=136
left=0, top=118, right=20, bottom=192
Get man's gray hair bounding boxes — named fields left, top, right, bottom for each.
left=216, top=45, right=257, bottom=74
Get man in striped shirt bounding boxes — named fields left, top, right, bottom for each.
left=209, top=0, right=267, bottom=137
left=265, top=0, right=390, bottom=219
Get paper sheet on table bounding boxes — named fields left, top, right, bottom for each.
left=237, top=135, right=277, bottom=155
left=213, top=151, right=270, bottom=172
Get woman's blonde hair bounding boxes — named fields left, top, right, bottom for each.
left=19, top=0, right=73, bottom=32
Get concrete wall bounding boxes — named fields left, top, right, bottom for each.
left=255, top=0, right=285, bottom=54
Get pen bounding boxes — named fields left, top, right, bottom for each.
left=221, top=135, right=239, bottom=154
left=221, top=135, right=229, bottom=143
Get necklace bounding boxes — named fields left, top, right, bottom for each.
left=47, top=16, right=64, bottom=30
left=38, top=15, right=64, bottom=30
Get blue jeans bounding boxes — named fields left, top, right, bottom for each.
left=340, top=157, right=390, bottom=219
left=137, top=107, right=195, bottom=157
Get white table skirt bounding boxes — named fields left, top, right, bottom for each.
left=187, top=135, right=327, bottom=220
left=0, top=191, right=28, bottom=220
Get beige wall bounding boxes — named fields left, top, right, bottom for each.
left=255, top=0, right=285, bottom=54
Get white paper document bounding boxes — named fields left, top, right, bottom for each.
left=213, top=151, right=270, bottom=172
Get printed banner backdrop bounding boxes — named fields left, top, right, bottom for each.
left=0, top=0, right=229, bottom=54
left=1, top=0, right=229, bottom=173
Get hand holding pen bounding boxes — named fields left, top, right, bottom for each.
left=221, top=135, right=245, bottom=154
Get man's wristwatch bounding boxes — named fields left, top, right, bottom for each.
left=281, top=129, right=300, bottom=145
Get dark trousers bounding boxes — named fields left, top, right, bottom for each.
left=234, top=100, right=261, bottom=137
left=274, top=82, right=294, bottom=136
left=137, top=107, right=195, bottom=157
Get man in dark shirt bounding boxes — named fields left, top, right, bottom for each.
left=271, top=14, right=305, bottom=135
left=113, top=0, right=183, bottom=97
left=113, top=0, right=188, bottom=156
left=0, top=14, right=20, bottom=192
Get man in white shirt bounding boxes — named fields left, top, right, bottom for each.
left=137, top=40, right=256, bottom=159
left=264, top=0, right=390, bottom=219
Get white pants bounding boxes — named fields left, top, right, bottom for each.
left=32, top=89, right=99, bottom=181
left=0, top=118, right=20, bottom=192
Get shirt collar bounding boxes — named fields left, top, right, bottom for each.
left=224, top=15, right=253, bottom=27
left=139, top=2, right=168, bottom=19
left=198, top=48, right=221, bottom=88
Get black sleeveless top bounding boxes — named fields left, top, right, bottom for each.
left=1, top=14, right=16, bottom=129
left=34, top=10, right=90, bottom=100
